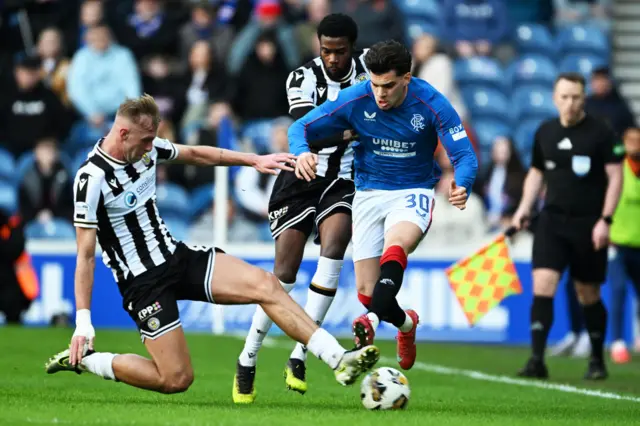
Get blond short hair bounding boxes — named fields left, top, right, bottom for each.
left=117, top=94, right=161, bottom=130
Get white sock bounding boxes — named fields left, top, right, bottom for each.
left=306, top=328, right=346, bottom=370
left=366, top=312, right=380, bottom=332
left=81, top=352, right=116, bottom=380
left=290, top=257, right=342, bottom=361
left=398, top=312, right=414, bottom=333
left=239, top=280, right=295, bottom=366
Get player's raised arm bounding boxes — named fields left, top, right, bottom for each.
left=433, top=101, right=478, bottom=208
left=71, top=171, right=101, bottom=366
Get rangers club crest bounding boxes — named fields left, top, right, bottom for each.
left=411, top=114, right=425, bottom=132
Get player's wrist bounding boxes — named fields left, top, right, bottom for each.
left=75, top=309, right=92, bottom=327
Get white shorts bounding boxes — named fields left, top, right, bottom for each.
left=352, top=188, right=435, bottom=262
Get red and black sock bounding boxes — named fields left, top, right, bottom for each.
left=370, top=245, right=407, bottom=328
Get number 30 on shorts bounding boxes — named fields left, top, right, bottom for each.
left=405, top=194, right=430, bottom=218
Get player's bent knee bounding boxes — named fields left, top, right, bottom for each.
left=574, top=283, right=601, bottom=305
left=160, top=370, right=194, bottom=394
left=532, top=269, right=560, bottom=297
left=252, top=272, right=282, bottom=305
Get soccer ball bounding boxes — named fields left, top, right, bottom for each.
left=360, top=367, right=410, bottom=410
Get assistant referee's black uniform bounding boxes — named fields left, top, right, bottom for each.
left=519, top=113, right=623, bottom=380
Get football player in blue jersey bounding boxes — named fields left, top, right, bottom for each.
left=288, top=40, right=478, bottom=370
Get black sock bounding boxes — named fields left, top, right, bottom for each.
left=583, top=300, right=607, bottom=362
left=566, top=283, right=584, bottom=334
left=370, top=260, right=406, bottom=328
left=531, top=296, right=554, bottom=361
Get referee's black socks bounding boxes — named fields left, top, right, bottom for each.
left=531, top=295, right=554, bottom=361
left=582, top=299, right=607, bottom=362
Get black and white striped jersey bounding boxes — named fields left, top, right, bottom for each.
left=73, top=138, right=179, bottom=283
left=285, top=50, right=370, bottom=180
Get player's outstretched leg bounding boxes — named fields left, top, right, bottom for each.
left=285, top=213, right=351, bottom=395
left=234, top=229, right=305, bottom=403
left=355, top=221, right=423, bottom=370
left=46, top=326, right=196, bottom=394
left=214, top=253, right=380, bottom=403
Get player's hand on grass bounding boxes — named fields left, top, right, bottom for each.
left=592, top=219, right=610, bottom=251
left=448, top=181, right=467, bottom=210
left=70, top=310, right=95, bottom=366
left=254, top=153, right=297, bottom=175
left=295, top=152, right=318, bottom=182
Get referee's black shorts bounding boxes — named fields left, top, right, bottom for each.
left=532, top=210, right=608, bottom=284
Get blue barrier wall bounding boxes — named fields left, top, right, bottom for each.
left=22, top=248, right=636, bottom=345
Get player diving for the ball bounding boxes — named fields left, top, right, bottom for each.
left=289, top=40, right=478, bottom=370
left=43, top=94, right=380, bottom=395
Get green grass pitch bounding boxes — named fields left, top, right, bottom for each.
left=2, top=326, right=640, bottom=425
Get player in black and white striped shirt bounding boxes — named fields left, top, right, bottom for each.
left=236, top=14, right=370, bottom=402
left=45, top=94, right=380, bottom=396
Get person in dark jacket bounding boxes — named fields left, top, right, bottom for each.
left=586, top=66, right=636, bottom=138
left=0, top=211, right=30, bottom=324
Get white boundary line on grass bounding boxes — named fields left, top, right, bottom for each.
left=252, top=338, right=640, bottom=403
left=379, top=357, right=640, bottom=404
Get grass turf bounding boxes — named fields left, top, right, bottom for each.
left=1, top=326, right=639, bottom=425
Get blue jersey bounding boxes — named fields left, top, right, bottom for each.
left=288, top=77, right=478, bottom=192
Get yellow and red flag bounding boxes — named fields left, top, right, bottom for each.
left=445, top=234, right=522, bottom=326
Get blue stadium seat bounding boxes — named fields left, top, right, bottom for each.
left=455, top=57, right=506, bottom=93
left=472, top=119, right=513, bottom=151
left=506, top=55, right=558, bottom=89
left=156, top=183, right=190, bottom=218
left=406, top=18, right=439, bottom=42
left=0, top=147, right=16, bottom=181
left=462, top=86, right=512, bottom=123
left=513, top=23, right=557, bottom=58
left=556, top=24, right=609, bottom=56
left=25, top=218, right=76, bottom=240
left=559, top=53, right=608, bottom=78
left=0, top=182, right=17, bottom=215
left=72, top=147, right=93, bottom=173
left=162, top=217, right=189, bottom=241
left=394, top=0, right=440, bottom=22
left=512, top=85, right=556, bottom=122
left=190, top=184, right=215, bottom=222
left=514, top=119, right=545, bottom=166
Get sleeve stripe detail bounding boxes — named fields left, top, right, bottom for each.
left=412, top=94, right=443, bottom=132
left=74, top=223, right=98, bottom=229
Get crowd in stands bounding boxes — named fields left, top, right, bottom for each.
left=0, top=0, right=632, bottom=245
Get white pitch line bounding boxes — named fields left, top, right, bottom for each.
left=379, top=357, right=640, bottom=404
left=233, top=336, right=640, bottom=403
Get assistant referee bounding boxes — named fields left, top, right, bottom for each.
left=511, top=72, right=623, bottom=380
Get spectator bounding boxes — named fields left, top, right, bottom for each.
left=0, top=211, right=32, bottom=324
left=180, top=40, right=230, bottom=131
left=73, top=0, right=105, bottom=50
left=0, top=55, right=70, bottom=158
left=18, top=138, right=73, bottom=225
left=412, top=33, right=468, bottom=121
left=180, top=0, right=235, bottom=67
left=429, top=149, right=487, bottom=245
left=169, top=102, right=232, bottom=191
left=234, top=117, right=291, bottom=238
left=296, top=0, right=330, bottom=61
left=332, top=0, right=405, bottom=50
left=553, top=0, right=611, bottom=29
left=586, top=66, right=636, bottom=138
left=230, top=31, right=290, bottom=122
left=141, top=55, right=187, bottom=126
left=67, top=24, right=141, bottom=128
left=476, top=136, right=525, bottom=231
left=113, top=0, right=179, bottom=61
left=442, top=0, right=511, bottom=59
left=37, top=27, right=72, bottom=107
left=227, top=0, right=300, bottom=76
